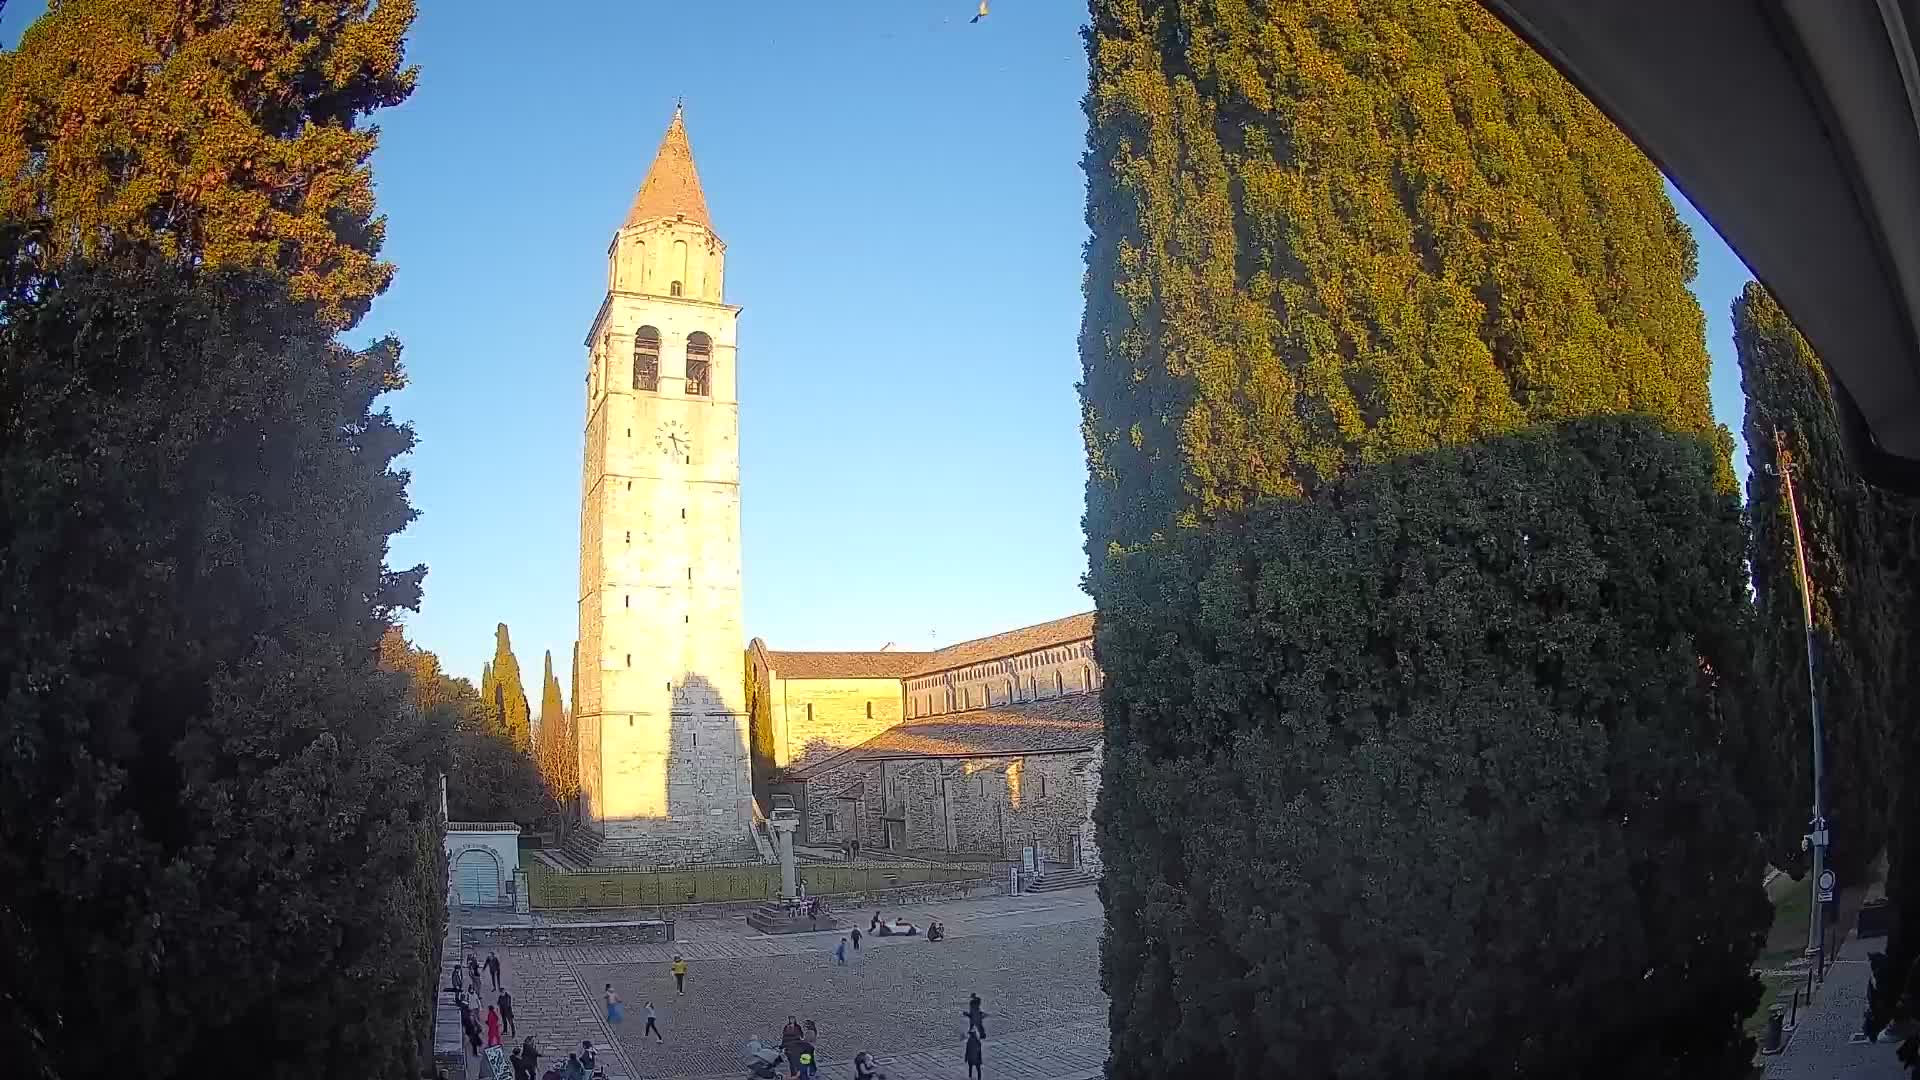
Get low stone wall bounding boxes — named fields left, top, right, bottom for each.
left=461, top=919, right=675, bottom=948
left=533, top=876, right=1006, bottom=921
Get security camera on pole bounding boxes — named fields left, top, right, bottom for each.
left=1774, top=429, right=1831, bottom=978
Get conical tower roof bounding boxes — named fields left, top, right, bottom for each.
left=623, top=105, right=713, bottom=232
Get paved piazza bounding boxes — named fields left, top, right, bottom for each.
left=468, top=887, right=1107, bottom=1080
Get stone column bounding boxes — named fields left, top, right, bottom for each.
left=769, top=817, right=798, bottom=899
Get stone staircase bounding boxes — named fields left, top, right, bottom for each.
left=559, top=826, right=605, bottom=867
left=1023, top=866, right=1098, bottom=893
left=745, top=900, right=845, bottom=935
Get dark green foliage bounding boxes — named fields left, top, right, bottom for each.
left=1735, top=282, right=1897, bottom=882
left=0, top=249, right=443, bottom=1079
left=381, top=629, right=546, bottom=826
left=1094, top=417, right=1767, bottom=1079
left=747, top=649, right=775, bottom=807
left=1079, top=4, right=1759, bottom=1076
left=1079, top=0, right=1729, bottom=554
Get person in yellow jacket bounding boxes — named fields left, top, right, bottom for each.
left=671, top=954, right=688, bottom=994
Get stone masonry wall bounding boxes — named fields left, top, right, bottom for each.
left=797, top=748, right=1099, bottom=866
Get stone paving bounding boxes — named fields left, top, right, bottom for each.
left=1761, top=932, right=1906, bottom=1079
left=454, top=888, right=1107, bottom=1080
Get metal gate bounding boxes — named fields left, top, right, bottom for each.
left=455, top=849, right=501, bottom=907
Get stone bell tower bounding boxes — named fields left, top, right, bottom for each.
left=575, top=105, right=753, bottom=864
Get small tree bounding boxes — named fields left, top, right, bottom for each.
left=480, top=623, right=532, bottom=754
left=536, top=649, right=577, bottom=832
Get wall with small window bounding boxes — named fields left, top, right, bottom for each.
left=753, top=669, right=904, bottom=773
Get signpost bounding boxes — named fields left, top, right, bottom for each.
left=1818, top=869, right=1836, bottom=905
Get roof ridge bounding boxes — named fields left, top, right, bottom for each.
left=924, top=611, right=1095, bottom=655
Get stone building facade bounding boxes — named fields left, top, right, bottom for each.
left=575, top=107, right=753, bottom=863
left=754, top=614, right=1104, bottom=868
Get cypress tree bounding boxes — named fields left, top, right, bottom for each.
left=536, top=650, right=575, bottom=811
left=481, top=624, right=531, bottom=754
left=1081, top=0, right=1726, bottom=551
left=1080, top=3, right=1763, bottom=1075
left=1735, top=282, right=1896, bottom=883
left=0, top=254, right=443, bottom=1078
left=0, top=0, right=417, bottom=332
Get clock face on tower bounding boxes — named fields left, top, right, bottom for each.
left=655, top=419, right=691, bottom=459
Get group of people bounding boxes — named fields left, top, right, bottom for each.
left=451, top=950, right=517, bottom=1057
left=780, top=1016, right=821, bottom=1079
left=448, top=948, right=609, bottom=1080
left=530, top=1039, right=604, bottom=1080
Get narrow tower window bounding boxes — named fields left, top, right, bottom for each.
left=633, top=326, right=660, bottom=391
left=685, top=332, right=712, bottom=397
left=670, top=281, right=683, bottom=297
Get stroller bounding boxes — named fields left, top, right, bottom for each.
left=743, top=1038, right=786, bottom=1080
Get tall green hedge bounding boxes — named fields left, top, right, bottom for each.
left=1735, top=282, right=1897, bottom=882
left=1095, top=418, right=1766, bottom=1077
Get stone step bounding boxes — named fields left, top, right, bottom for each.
left=1025, top=868, right=1098, bottom=893
left=744, top=901, right=846, bottom=935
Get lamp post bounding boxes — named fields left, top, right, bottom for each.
left=1774, top=429, right=1829, bottom=976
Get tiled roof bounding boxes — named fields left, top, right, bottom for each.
left=909, top=611, right=1095, bottom=676
left=764, top=650, right=931, bottom=680
left=787, top=693, right=1103, bottom=778
left=624, top=106, right=713, bottom=231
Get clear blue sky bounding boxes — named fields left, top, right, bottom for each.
left=0, top=2, right=1758, bottom=689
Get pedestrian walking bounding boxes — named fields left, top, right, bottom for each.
left=643, top=1002, right=664, bottom=1043
left=781, top=1015, right=804, bottom=1074
left=604, top=984, right=623, bottom=1025
left=965, top=1030, right=983, bottom=1080
left=849, top=926, right=862, bottom=951
left=834, top=937, right=848, bottom=965
left=870, top=910, right=880, bottom=932
left=795, top=1035, right=817, bottom=1080
left=965, top=993, right=988, bottom=1038
left=520, top=1037, right=541, bottom=1080
left=485, top=1005, right=503, bottom=1047
left=498, top=988, right=516, bottom=1037
left=563, top=1053, right=586, bottom=1080
left=851, top=836, right=860, bottom=860
left=672, top=954, right=687, bottom=994
left=511, top=1044, right=527, bottom=1080
left=486, top=949, right=503, bottom=991
left=853, top=1051, right=879, bottom=1080
left=580, top=1041, right=597, bottom=1071
left=457, top=997, right=475, bottom=1054
left=467, top=952, right=481, bottom=989
left=451, top=959, right=465, bottom=996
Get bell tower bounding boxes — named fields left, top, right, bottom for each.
left=576, top=105, right=752, bottom=862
